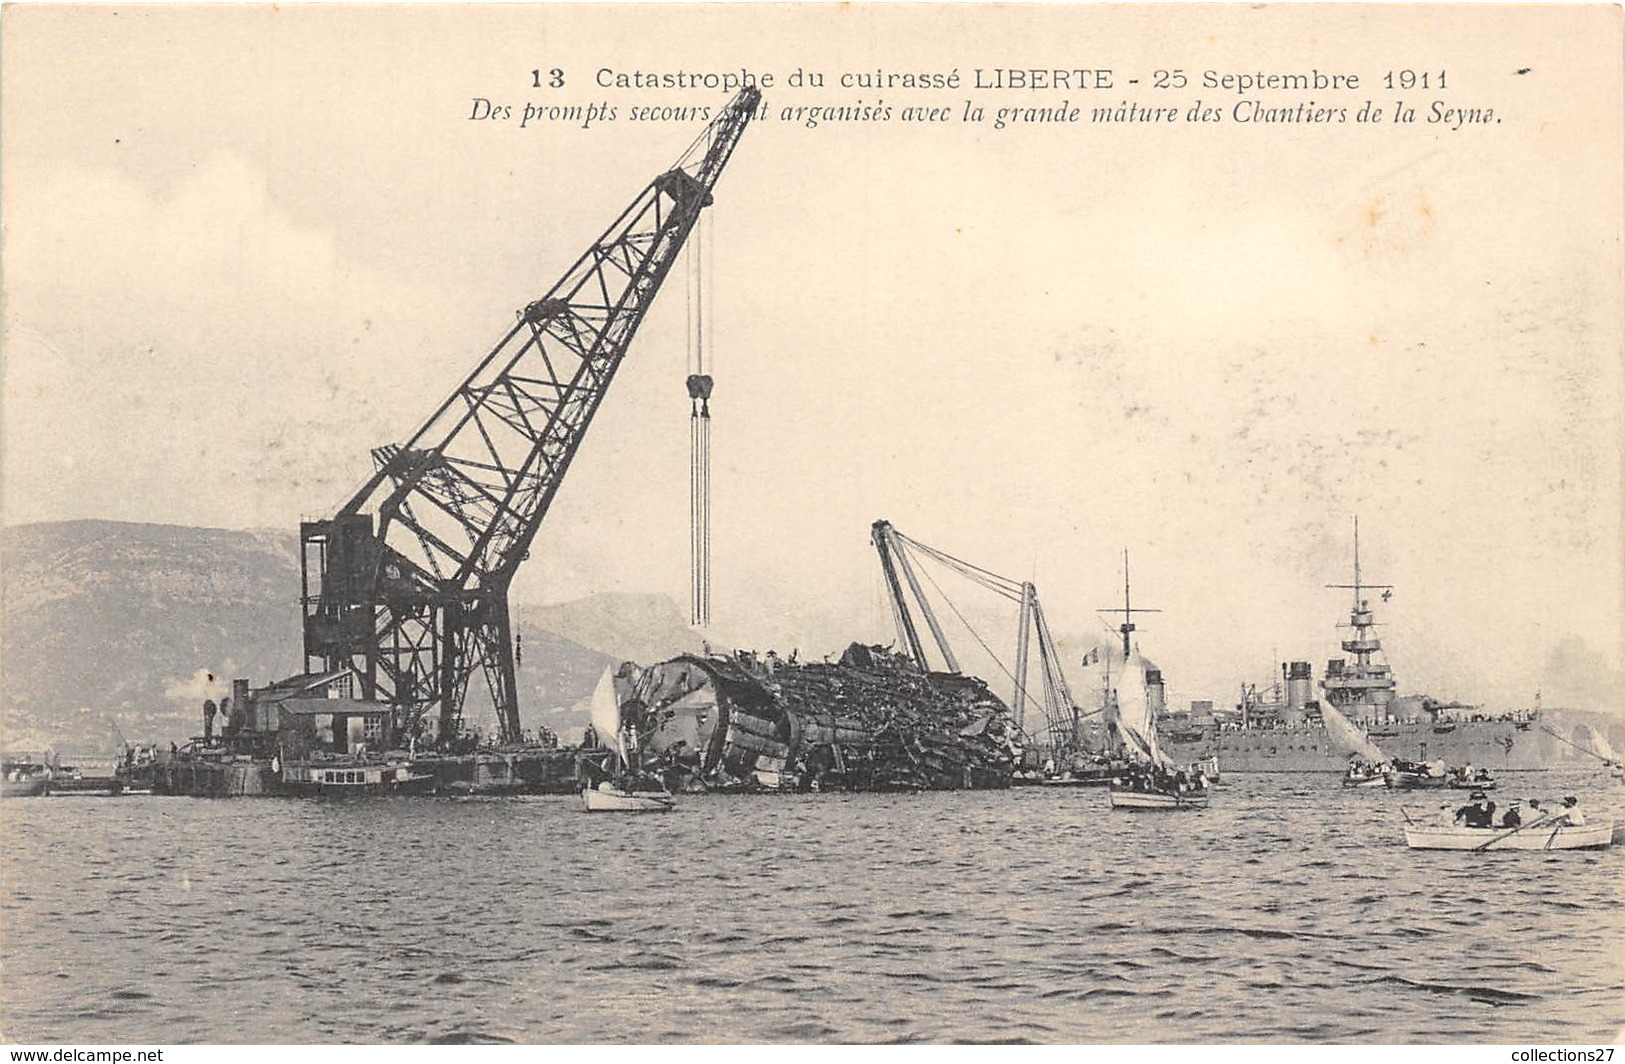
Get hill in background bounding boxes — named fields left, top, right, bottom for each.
left=0, top=520, right=702, bottom=750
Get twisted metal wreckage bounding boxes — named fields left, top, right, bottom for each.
left=613, top=643, right=1018, bottom=792
left=606, top=520, right=1101, bottom=793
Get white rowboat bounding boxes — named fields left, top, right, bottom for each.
left=582, top=785, right=674, bottom=813
left=1403, top=819, right=1613, bottom=851
left=1108, top=787, right=1209, bottom=810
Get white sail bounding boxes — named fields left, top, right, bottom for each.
left=1321, top=700, right=1386, bottom=762
left=589, top=667, right=621, bottom=744
left=1111, top=649, right=1169, bottom=767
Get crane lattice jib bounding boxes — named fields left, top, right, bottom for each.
left=304, top=87, right=761, bottom=744
left=347, top=89, right=758, bottom=586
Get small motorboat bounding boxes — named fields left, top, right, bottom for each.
left=582, top=781, right=675, bottom=813
left=1404, top=819, right=1614, bottom=851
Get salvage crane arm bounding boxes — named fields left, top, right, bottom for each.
left=870, top=519, right=1086, bottom=753
left=301, top=88, right=761, bottom=743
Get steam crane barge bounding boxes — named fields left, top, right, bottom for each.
left=157, top=89, right=763, bottom=796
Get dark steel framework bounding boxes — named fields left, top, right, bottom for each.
left=301, top=87, right=761, bottom=744
left=870, top=519, right=1087, bottom=753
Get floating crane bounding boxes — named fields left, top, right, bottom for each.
left=299, top=87, right=762, bottom=746
left=870, top=520, right=1088, bottom=755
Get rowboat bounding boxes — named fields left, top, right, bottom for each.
left=582, top=784, right=674, bottom=813
left=1386, top=768, right=1448, bottom=789
left=1, top=761, right=52, bottom=798
left=1108, top=785, right=1209, bottom=810
left=1403, top=819, right=1614, bottom=851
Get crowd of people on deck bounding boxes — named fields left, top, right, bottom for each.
left=1452, top=791, right=1586, bottom=830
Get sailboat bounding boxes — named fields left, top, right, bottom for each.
left=1099, top=552, right=1210, bottom=810
left=1105, top=648, right=1210, bottom=809
left=581, top=667, right=674, bottom=813
left=1324, top=702, right=1391, bottom=788
left=1539, top=723, right=1625, bottom=781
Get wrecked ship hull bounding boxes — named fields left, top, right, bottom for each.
left=615, top=644, right=1015, bottom=792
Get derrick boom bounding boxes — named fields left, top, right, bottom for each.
left=301, top=87, right=761, bottom=744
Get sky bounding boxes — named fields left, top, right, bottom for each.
left=3, top=5, right=1622, bottom=715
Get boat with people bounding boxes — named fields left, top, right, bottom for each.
left=1385, top=757, right=1450, bottom=789
left=1109, top=762, right=1211, bottom=809
left=581, top=666, right=675, bottom=813
left=1406, top=795, right=1613, bottom=850
left=1, top=758, right=52, bottom=798
left=1343, top=759, right=1389, bottom=787
left=1323, top=695, right=1394, bottom=787
left=1404, top=792, right=1612, bottom=850
left=1445, top=764, right=1497, bottom=790
left=1094, top=552, right=1212, bottom=811
left=1403, top=821, right=1614, bottom=850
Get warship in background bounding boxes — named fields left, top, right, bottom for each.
left=1159, top=522, right=1623, bottom=772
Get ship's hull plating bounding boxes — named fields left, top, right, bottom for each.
left=1162, top=710, right=1619, bottom=772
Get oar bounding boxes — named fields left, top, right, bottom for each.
left=1400, top=806, right=1416, bottom=825
left=1472, top=814, right=1555, bottom=852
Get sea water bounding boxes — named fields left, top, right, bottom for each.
left=2, top=771, right=1621, bottom=1043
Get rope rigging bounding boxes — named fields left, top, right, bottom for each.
left=871, top=520, right=1086, bottom=753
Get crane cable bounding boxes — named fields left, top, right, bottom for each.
left=686, top=213, right=713, bottom=626
left=897, top=537, right=1031, bottom=709
left=892, top=531, right=1026, bottom=601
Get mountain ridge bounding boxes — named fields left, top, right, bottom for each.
left=1, top=519, right=699, bottom=748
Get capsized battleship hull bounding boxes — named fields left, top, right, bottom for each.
left=614, top=643, right=1016, bottom=791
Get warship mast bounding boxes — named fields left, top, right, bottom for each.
left=1320, top=517, right=1397, bottom=717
